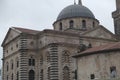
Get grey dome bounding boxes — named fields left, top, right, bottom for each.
left=57, top=4, right=95, bottom=21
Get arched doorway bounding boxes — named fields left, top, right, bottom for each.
left=63, top=66, right=70, bottom=80
left=29, top=70, right=35, bottom=80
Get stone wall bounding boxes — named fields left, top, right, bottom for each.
left=77, top=51, right=120, bottom=80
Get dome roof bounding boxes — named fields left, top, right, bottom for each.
left=57, top=4, right=95, bottom=21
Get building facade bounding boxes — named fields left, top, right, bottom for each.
left=73, top=0, right=120, bottom=80
left=74, top=42, right=120, bottom=80
left=1, top=0, right=120, bottom=80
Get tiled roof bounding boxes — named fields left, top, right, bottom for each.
left=73, top=42, right=120, bottom=58
left=13, top=27, right=40, bottom=35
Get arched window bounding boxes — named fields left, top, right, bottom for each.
left=69, top=20, right=74, bottom=28
left=11, top=60, right=14, bottom=70
left=11, top=73, right=13, bottom=80
left=29, top=56, right=35, bottom=66
left=59, top=22, right=63, bottom=30
left=17, top=71, right=19, bottom=80
left=82, top=20, right=86, bottom=29
left=88, top=43, right=92, bottom=48
left=48, top=67, right=50, bottom=79
left=93, top=22, right=95, bottom=28
left=62, top=51, right=70, bottom=63
left=47, top=52, right=50, bottom=63
left=16, top=57, right=19, bottom=68
left=17, top=60, right=19, bottom=68
left=63, top=66, right=70, bottom=80
left=7, top=75, right=8, bottom=80
left=6, top=62, right=9, bottom=71
left=40, top=69, right=43, bottom=80
left=29, top=70, right=35, bottom=80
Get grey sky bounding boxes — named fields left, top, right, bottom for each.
left=0, top=0, right=116, bottom=67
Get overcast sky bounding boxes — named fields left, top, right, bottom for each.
left=0, top=0, right=116, bottom=67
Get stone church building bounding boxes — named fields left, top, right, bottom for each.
left=1, top=0, right=120, bottom=80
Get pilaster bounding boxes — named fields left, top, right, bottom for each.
left=2, top=48, right=5, bottom=80
left=19, top=34, right=28, bottom=80
left=49, top=43, right=59, bottom=80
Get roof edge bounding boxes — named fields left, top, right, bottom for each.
left=73, top=48, right=120, bottom=58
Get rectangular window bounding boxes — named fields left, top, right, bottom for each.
left=29, top=59, right=31, bottom=66
left=11, top=63, right=13, bottom=70
left=29, top=59, right=35, bottom=66
left=32, top=59, right=35, bottom=66
left=17, top=61, right=19, bottom=68
left=90, top=74, right=95, bottom=79
left=17, top=71, right=19, bottom=80
left=40, top=69, right=43, bottom=80
left=110, top=66, right=117, bottom=78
